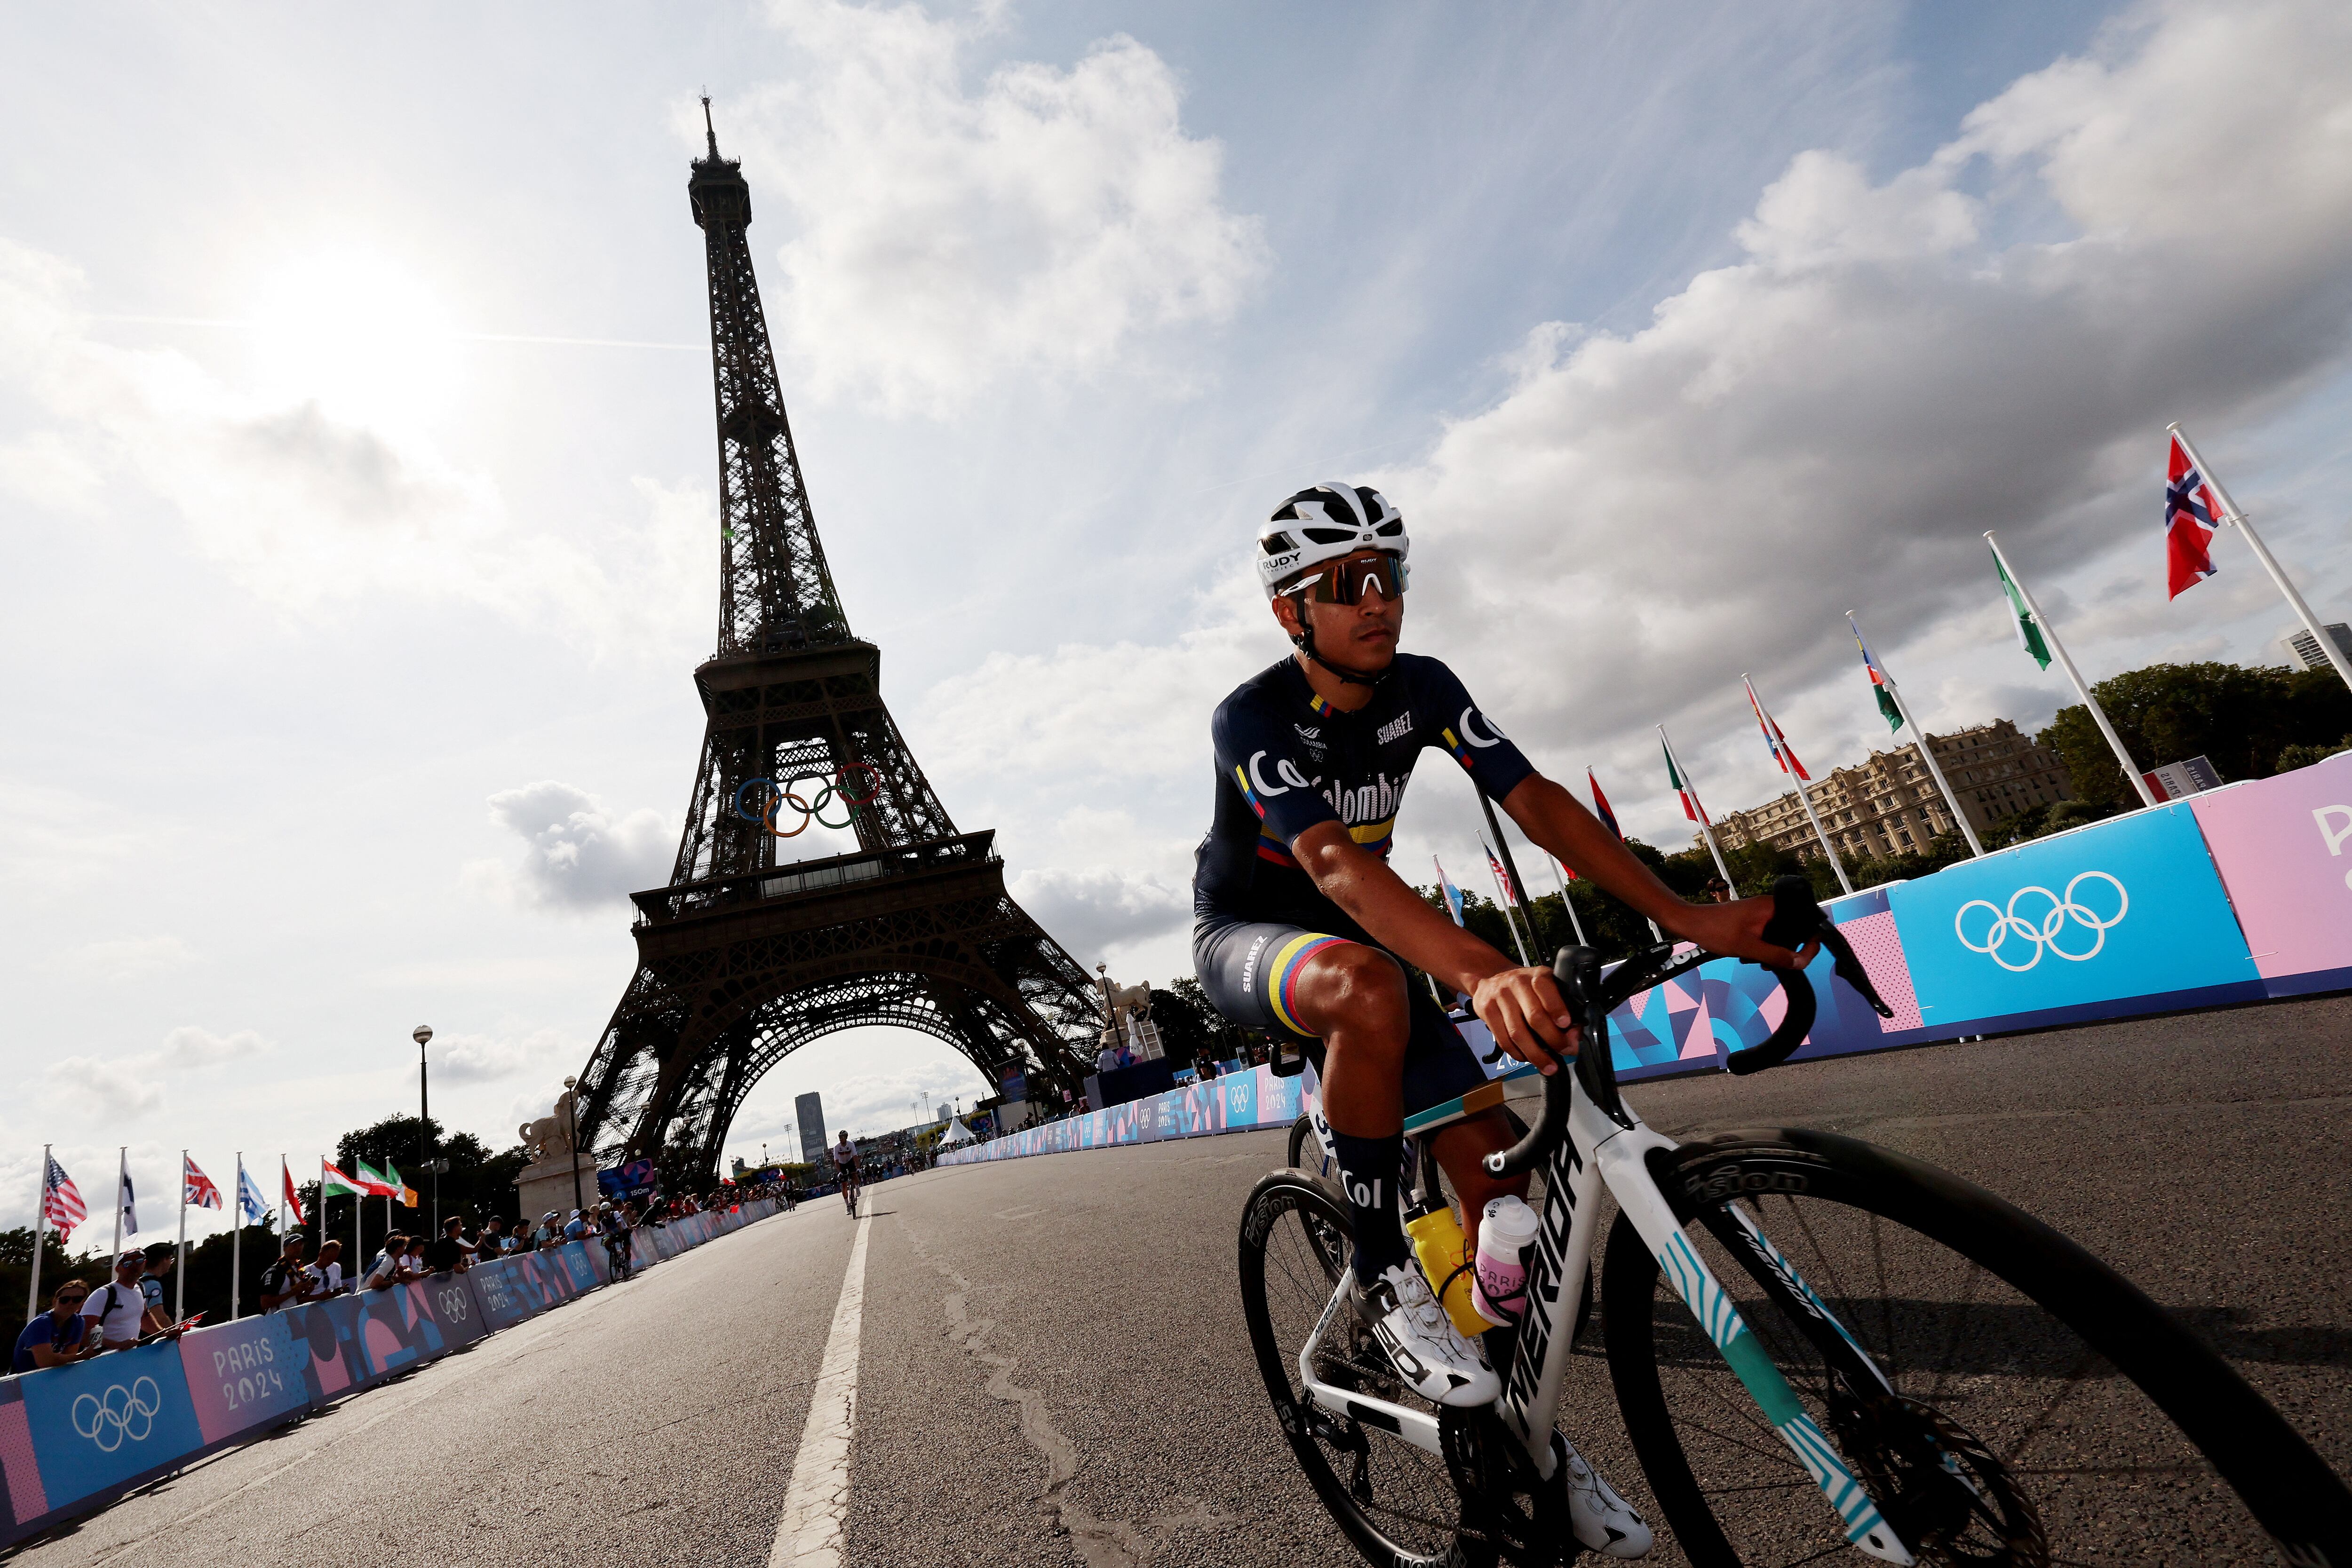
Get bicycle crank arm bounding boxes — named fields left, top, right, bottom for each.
left=1597, top=1132, right=1917, bottom=1564
left=1297, top=1277, right=1446, bottom=1460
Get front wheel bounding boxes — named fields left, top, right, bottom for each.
left=1601, top=1127, right=2352, bottom=1566
left=1238, top=1170, right=1490, bottom=1568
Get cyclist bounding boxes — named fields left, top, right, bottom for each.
left=1196, top=483, right=1802, bottom=1557
left=832, top=1131, right=860, bottom=1214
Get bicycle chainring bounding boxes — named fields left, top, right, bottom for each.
left=1440, top=1408, right=1569, bottom=1566
left=1827, top=1392, right=2048, bottom=1565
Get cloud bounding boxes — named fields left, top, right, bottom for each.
left=66, top=935, right=198, bottom=983
left=157, top=1026, right=268, bottom=1070
left=468, top=781, right=675, bottom=911
left=45, top=1056, right=165, bottom=1119
left=431, top=1028, right=576, bottom=1086
left=1008, top=865, right=1190, bottom=954
left=723, top=0, right=1267, bottom=413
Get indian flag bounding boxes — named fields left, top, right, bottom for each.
left=1993, top=546, right=2053, bottom=670
left=1849, top=617, right=1903, bottom=733
left=385, top=1161, right=420, bottom=1209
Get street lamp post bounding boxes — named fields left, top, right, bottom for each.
left=413, top=1025, right=434, bottom=1231
left=563, top=1076, right=584, bottom=1217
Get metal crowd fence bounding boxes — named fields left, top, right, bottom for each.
left=0, top=1198, right=782, bottom=1549
left=945, top=753, right=2352, bottom=1168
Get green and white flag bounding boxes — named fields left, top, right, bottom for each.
left=1993, top=546, right=2052, bottom=670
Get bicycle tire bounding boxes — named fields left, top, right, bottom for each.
left=1600, top=1127, right=2352, bottom=1567
left=1238, top=1170, right=1490, bottom=1568
left=1287, top=1112, right=1322, bottom=1173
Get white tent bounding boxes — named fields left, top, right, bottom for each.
left=940, top=1117, right=977, bottom=1147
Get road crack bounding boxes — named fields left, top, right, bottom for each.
left=894, top=1215, right=1234, bottom=1567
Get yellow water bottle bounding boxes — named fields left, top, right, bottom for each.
left=1403, top=1198, right=1490, bottom=1338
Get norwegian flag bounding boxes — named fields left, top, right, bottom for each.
left=1587, top=769, right=1623, bottom=840
left=1485, top=844, right=1522, bottom=906
left=42, top=1156, right=86, bottom=1238
left=1744, top=678, right=1811, bottom=780
left=183, top=1155, right=222, bottom=1211
left=282, top=1157, right=306, bottom=1225
left=2165, top=433, right=2222, bottom=599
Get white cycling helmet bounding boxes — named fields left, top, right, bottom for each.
left=1255, top=482, right=1408, bottom=599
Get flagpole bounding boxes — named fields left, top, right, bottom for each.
left=1744, top=677, right=1855, bottom=895
left=2169, top=422, right=2352, bottom=697
left=1847, top=614, right=1985, bottom=858
left=112, top=1146, right=126, bottom=1262
left=231, top=1153, right=243, bottom=1322
left=1590, top=770, right=1665, bottom=942
left=1473, top=790, right=1540, bottom=963
left=175, top=1150, right=188, bottom=1323
left=1984, top=531, right=2158, bottom=808
left=28, top=1145, right=48, bottom=1323
left=1660, top=724, right=1738, bottom=895
left=1542, top=853, right=1590, bottom=946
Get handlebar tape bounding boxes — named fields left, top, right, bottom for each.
left=1724, top=876, right=1895, bottom=1075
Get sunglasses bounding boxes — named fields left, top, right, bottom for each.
left=1286, top=552, right=1407, bottom=606
left=58, top=1293, right=87, bottom=1304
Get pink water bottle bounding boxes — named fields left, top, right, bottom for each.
left=1472, top=1195, right=1540, bottom=1326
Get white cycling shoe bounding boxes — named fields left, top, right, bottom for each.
left=1351, top=1261, right=1501, bottom=1408
left=1559, top=1437, right=1653, bottom=1559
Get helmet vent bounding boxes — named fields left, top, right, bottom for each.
left=1301, top=526, right=1356, bottom=544
left=1375, top=519, right=1404, bottom=537
left=1261, top=531, right=1297, bottom=554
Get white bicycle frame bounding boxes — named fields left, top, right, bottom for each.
left=1295, top=1065, right=1919, bottom=1564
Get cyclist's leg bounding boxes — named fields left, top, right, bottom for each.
left=1397, top=988, right=1531, bottom=1261
left=1197, top=919, right=1415, bottom=1283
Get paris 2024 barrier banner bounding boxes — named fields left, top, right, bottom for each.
left=944, top=751, right=2352, bottom=1166
left=0, top=1199, right=779, bottom=1549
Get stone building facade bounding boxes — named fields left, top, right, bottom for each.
left=1708, top=719, right=2073, bottom=864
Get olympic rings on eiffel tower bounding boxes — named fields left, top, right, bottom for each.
left=732, top=764, right=882, bottom=838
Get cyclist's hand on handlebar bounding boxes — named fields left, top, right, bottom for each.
left=1667, top=895, right=1813, bottom=970
left=1469, top=965, right=1579, bottom=1076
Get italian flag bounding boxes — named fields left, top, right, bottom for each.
left=1994, top=546, right=2053, bottom=670
left=1850, top=619, right=1903, bottom=733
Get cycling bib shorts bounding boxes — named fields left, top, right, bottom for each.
left=1193, top=918, right=1489, bottom=1116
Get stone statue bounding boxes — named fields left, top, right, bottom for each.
left=519, top=1089, right=578, bottom=1162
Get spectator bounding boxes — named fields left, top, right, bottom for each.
left=401, top=1236, right=429, bottom=1277
left=312, top=1238, right=347, bottom=1299
left=473, top=1217, right=507, bottom=1263
left=364, top=1235, right=409, bottom=1291
left=137, top=1241, right=176, bottom=1335
left=1095, top=1039, right=1122, bottom=1074
left=537, top=1212, right=563, bottom=1251
left=81, top=1253, right=156, bottom=1352
left=259, top=1234, right=311, bottom=1311
left=14, top=1281, right=95, bottom=1371
left=425, top=1216, right=471, bottom=1275
left=561, top=1208, right=589, bottom=1244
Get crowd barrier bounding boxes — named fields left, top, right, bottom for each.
left=0, top=1198, right=781, bottom=1549
left=944, top=752, right=2352, bottom=1165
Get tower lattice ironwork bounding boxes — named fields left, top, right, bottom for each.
left=572, top=104, right=1098, bottom=1179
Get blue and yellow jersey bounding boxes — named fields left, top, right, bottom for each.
left=1195, top=654, right=1534, bottom=926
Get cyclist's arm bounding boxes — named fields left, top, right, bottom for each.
left=1291, top=822, right=1576, bottom=1069
left=1494, top=775, right=1802, bottom=968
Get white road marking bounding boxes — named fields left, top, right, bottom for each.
left=771, top=1193, right=872, bottom=1568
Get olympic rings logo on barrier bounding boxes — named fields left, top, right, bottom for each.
left=732, top=765, right=881, bottom=839
left=1955, top=871, right=2129, bottom=972
left=71, top=1377, right=161, bottom=1452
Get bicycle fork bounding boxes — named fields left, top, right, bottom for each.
left=1596, top=1117, right=1917, bottom=1565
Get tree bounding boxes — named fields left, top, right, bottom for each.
left=2041, top=661, right=2352, bottom=810
left=1152, top=981, right=1234, bottom=1067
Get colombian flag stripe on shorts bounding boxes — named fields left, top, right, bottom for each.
left=1267, top=933, right=1347, bottom=1037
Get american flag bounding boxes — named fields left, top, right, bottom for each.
left=183, top=1155, right=222, bottom=1211
left=1485, top=844, right=1521, bottom=906
left=42, top=1156, right=85, bottom=1238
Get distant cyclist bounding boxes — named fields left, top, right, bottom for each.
left=832, top=1131, right=860, bottom=1215
left=1194, top=483, right=1799, bottom=1557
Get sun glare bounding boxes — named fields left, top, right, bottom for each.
left=246, top=251, right=460, bottom=428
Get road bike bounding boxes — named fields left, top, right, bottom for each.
left=840, top=1168, right=861, bottom=1217
left=1239, top=878, right=2352, bottom=1566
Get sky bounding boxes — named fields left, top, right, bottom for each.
left=4, top=0, right=2349, bottom=1247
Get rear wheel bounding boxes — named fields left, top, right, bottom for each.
left=1239, top=1170, right=1489, bottom=1568
left=1601, top=1128, right=2352, bottom=1566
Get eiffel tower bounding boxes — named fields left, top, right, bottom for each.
left=572, top=103, right=1099, bottom=1179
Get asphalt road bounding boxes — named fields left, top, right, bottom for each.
left=21, top=996, right=2351, bottom=1567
